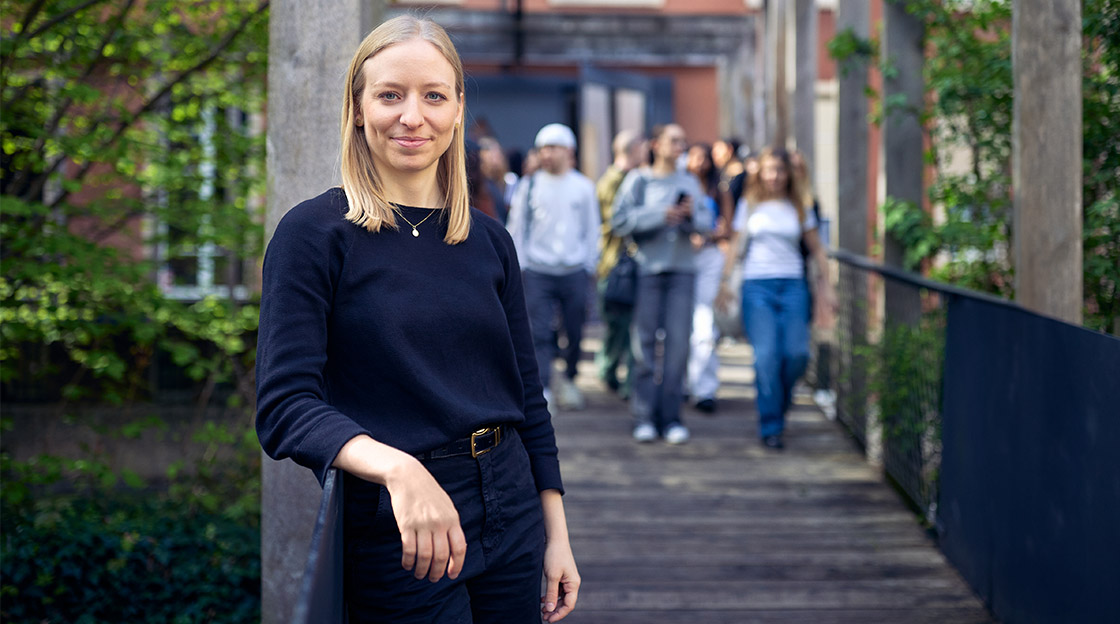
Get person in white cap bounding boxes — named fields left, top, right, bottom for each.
left=506, top=123, right=599, bottom=411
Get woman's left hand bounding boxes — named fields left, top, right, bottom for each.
left=813, top=287, right=838, bottom=330
left=541, top=537, right=580, bottom=622
left=539, top=489, right=580, bottom=622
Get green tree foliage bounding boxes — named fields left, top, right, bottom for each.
left=1081, top=3, right=1120, bottom=333
left=1, top=3, right=269, bottom=618
left=900, top=0, right=1015, bottom=296
left=833, top=0, right=1120, bottom=333
left=1, top=0, right=269, bottom=403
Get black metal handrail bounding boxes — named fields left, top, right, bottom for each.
left=829, top=248, right=1016, bottom=309
left=293, top=468, right=346, bottom=624
left=820, top=250, right=1120, bottom=624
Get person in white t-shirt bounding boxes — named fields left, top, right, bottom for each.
left=507, top=123, right=600, bottom=411
left=716, top=146, right=836, bottom=450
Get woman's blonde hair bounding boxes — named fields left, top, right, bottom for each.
left=339, top=15, right=470, bottom=244
left=745, top=146, right=807, bottom=224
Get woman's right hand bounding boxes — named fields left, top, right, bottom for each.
left=334, top=435, right=467, bottom=583
left=715, top=281, right=733, bottom=311
left=384, top=459, right=467, bottom=583
left=665, top=197, right=692, bottom=226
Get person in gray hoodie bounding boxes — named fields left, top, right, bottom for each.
left=611, top=123, right=714, bottom=444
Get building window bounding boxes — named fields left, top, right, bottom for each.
left=394, top=0, right=464, bottom=5
left=155, top=104, right=258, bottom=301
left=548, top=0, right=665, bottom=6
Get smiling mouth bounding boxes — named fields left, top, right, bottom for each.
left=393, top=137, right=429, bottom=149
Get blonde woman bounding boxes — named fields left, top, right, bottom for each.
left=255, top=16, right=579, bottom=623
left=717, top=147, right=835, bottom=450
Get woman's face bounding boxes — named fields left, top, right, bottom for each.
left=357, top=38, right=463, bottom=182
left=760, top=155, right=789, bottom=196
left=654, top=125, right=687, bottom=164
left=711, top=141, right=731, bottom=168
left=745, top=156, right=760, bottom=177
left=686, top=145, right=710, bottom=177
left=479, top=141, right=505, bottom=177
left=522, top=149, right=540, bottom=175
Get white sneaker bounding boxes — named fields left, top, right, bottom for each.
left=632, top=423, right=657, bottom=443
left=664, top=424, right=690, bottom=445
left=555, top=377, right=585, bottom=410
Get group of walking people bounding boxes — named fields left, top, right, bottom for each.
left=254, top=13, right=834, bottom=623
left=595, top=127, right=834, bottom=450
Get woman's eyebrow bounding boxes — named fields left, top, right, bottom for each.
left=372, top=80, right=453, bottom=90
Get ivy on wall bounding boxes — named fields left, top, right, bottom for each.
left=829, top=0, right=1120, bottom=334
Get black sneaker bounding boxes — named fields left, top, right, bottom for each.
left=761, top=435, right=784, bottom=450
left=695, top=398, right=717, bottom=414
left=601, top=374, right=620, bottom=393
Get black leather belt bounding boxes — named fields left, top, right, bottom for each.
left=414, top=426, right=504, bottom=460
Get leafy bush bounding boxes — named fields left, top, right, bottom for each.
left=844, top=301, right=946, bottom=522
left=865, top=311, right=946, bottom=451
left=1, top=497, right=260, bottom=624
left=0, top=410, right=262, bottom=623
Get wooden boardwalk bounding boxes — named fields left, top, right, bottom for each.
left=552, top=334, right=995, bottom=623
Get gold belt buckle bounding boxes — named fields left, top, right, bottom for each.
left=471, top=427, right=500, bottom=458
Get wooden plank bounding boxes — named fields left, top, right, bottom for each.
left=547, top=332, right=994, bottom=621
left=572, top=578, right=985, bottom=610
left=566, top=609, right=995, bottom=624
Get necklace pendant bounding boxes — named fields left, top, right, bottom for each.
left=411, top=228, right=419, bottom=237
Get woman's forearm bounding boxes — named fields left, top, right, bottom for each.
left=333, top=434, right=420, bottom=486
left=540, top=489, right=570, bottom=543
left=720, top=232, right=741, bottom=284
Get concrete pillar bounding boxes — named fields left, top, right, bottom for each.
left=753, top=12, right=769, bottom=149
left=836, top=0, right=869, bottom=258
left=1012, top=0, right=1082, bottom=324
left=835, top=0, right=875, bottom=464
left=881, top=0, right=925, bottom=325
left=719, top=17, right=758, bottom=145
left=766, top=0, right=790, bottom=147
left=793, top=0, right=818, bottom=171
left=263, top=2, right=383, bottom=622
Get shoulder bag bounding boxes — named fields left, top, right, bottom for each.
left=601, top=174, right=647, bottom=307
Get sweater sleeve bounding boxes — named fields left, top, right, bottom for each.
left=255, top=195, right=371, bottom=486
left=489, top=219, right=565, bottom=494
left=611, top=170, right=666, bottom=237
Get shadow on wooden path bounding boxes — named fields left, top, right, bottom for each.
left=551, top=331, right=995, bottom=623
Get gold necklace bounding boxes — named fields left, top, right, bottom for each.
left=397, top=208, right=440, bottom=237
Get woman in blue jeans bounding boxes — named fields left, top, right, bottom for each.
left=716, top=147, right=835, bottom=449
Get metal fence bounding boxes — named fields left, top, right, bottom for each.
left=818, top=249, right=1120, bottom=624
left=820, top=250, right=949, bottom=523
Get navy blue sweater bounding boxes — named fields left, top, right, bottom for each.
left=256, top=188, right=563, bottom=493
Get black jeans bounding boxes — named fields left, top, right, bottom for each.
left=522, top=269, right=589, bottom=389
left=344, top=430, right=546, bottom=623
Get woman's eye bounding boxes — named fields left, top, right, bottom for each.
left=379, top=92, right=400, bottom=101
left=426, top=92, right=447, bottom=102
